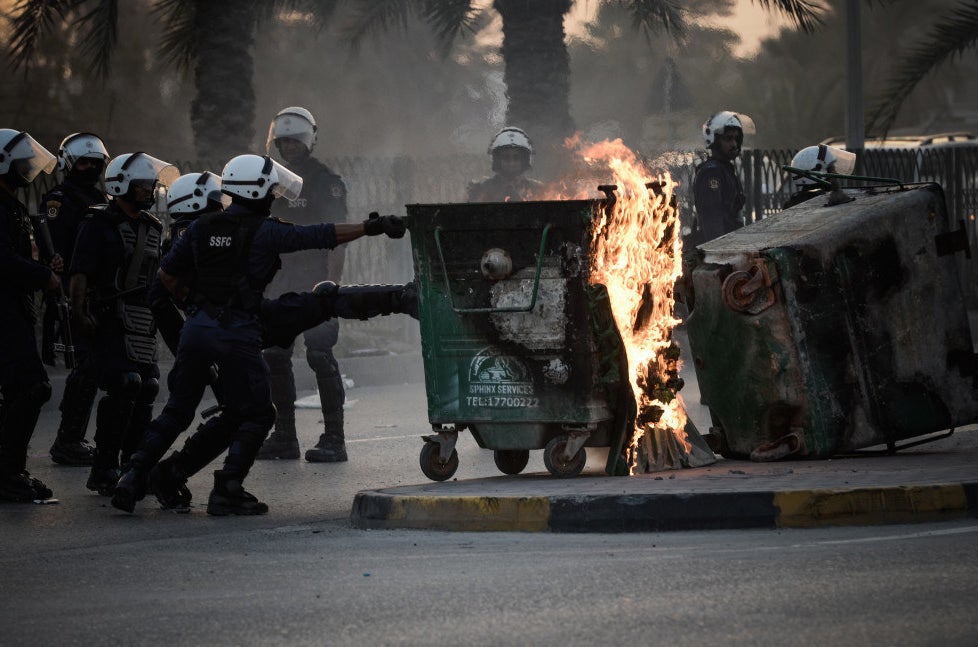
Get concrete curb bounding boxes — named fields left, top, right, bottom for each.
left=351, top=482, right=978, bottom=532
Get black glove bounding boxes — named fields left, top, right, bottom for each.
left=363, top=212, right=406, bottom=239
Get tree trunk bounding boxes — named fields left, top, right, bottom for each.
left=494, top=0, right=574, bottom=160
left=191, top=1, right=257, bottom=163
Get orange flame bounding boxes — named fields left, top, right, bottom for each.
left=543, top=137, right=689, bottom=473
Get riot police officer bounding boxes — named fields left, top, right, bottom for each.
left=691, top=111, right=755, bottom=242
left=112, top=170, right=415, bottom=512
left=69, top=152, right=179, bottom=495
left=466, top=127, right=543, bottom=203
left=42, top=132, right=110, bottom=466
left=114, top=154, right=405, bottom=515
left=783, top=144, right=857, bottom=209
left=0, top=129, right=59, bottom=502
left=259, top=106, right=351, bottom=463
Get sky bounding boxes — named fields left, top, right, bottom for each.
left=554, top=0, right=790, bottom=57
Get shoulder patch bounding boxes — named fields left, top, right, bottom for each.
left=46, top=200, right=62, bottom=219
left=708, top=178, right=720, bottom=190
left=330, top=183, right=345, bottom=199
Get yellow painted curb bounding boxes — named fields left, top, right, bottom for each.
left=775, top=484, right=968, bottom=528
left=387, top=496, right=551, bottom=531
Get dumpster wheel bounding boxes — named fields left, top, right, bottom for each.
left=420, top=441, right=459, bottom=481
left=493, top=449, right=530, bottom=475
left=543, top=435, right=586, bottom=478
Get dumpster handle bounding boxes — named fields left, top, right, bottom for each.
left=434, top=223, right=552, bottom=314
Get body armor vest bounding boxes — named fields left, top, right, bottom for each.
left=89, top=204, right=163, bottom=364
left=192, top=211, right=265, bottom=316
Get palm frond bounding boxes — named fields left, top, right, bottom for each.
left=74, top=0, right=118, bottom=79
left=343, top=0, right=413, bottom=51
left=868, top=1, right=978, bottom=136
left=420, top=0, right=479, bottom=57
left=5, top=0, right=75, bottom=71
left=752, top=0, right=825, bottom=34
left=151, top=0, right=196, bottom=72
left=626, top=0, right=688, bottom=44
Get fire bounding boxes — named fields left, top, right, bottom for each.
left=544, top=136, right=691, bottom=473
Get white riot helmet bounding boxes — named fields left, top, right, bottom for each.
left=58, top=132, right=109, bottom=173
left=703, top=111, right=756, bottom=147
left=167, top=171, right=229, bottom=215
left=489, top=126, right=533, bottom=173
left=0, top=128, right=57, bottom=185
left=266, top=106, right=317, bottom=154
left=790, top=145, right=857, bottom=187
left=104, top=152, right=179, bottom=197
left=221, top=154, right=303, bottom=202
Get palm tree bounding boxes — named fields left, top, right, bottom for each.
left=343, top=0, right=826, bottom=153
left=868, top=0, right=978, bottom=136
left=5, top=0, right=339, bottom=161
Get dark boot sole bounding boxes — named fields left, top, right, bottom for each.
left=206, top=503, right=269, bottom=516
left=110, top=489, right=137, bottom=513
left=50, top=452, right=94, bottom=467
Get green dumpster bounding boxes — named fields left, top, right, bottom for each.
left=406, top=198, right=637, bottom=480
left=686, top=183, right=978, bottom=460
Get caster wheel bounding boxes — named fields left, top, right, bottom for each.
left=543, top=435, right=586, bottom=478
left=493, top=449, right=530, bottom=475
left=420, top=442, right=458, bottom=481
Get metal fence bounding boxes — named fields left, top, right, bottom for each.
left=21, top=145, right=978, bottom=353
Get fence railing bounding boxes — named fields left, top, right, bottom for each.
left=21, top=146, right=978, bottom=353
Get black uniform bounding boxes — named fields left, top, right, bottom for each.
left=261, top=155, right=349, bottom=460
left=138, top=203, right=343, bottom=514
left=466, top=174, right=543, bottom=203
left=691, top=158, right=746, bottom=242
left=41, top=178, right=106, bottom=463
left=0, top=187, right=55, bottom=501
left=70, top=201, right=163, bottom=494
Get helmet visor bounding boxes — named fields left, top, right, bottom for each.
left=830, top=148, right=856, bottom=176
left=270, top=158, right=303, bottom=201
left=732, top=113, right=756, bottom=136
left=124, top=152, right=180, bottom=187
left=5, top=132, right=57, bottom=182
left=266, top=113, right=316, bottom=154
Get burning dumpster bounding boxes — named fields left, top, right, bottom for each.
left=685, top=183, right=978, bottom=460
left=406, top=171, right=715, bottom=480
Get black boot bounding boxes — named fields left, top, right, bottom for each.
left=207, top=470, right=268, bottom=516
left=87, top=464, right=121, bottom=496
left=148, top=453, right=192, bottom=511
left=305, top=375, right=347, bottom=463
left=86, top=450, right=120, bottom=496
left=256, top=429, right=299, bottom=460
left=110, top=451, right=152, bottom=513
left=51, top=363, right=98, bottom=466
left=49, top=437, right=95, bottom=466
left=259, top=347, right=299, bottom=460
left=0, top=472, right=44, bottom=502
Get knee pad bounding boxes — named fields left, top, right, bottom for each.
left=307, top=349, right=339, bottom=377
left=109, top=372, right=142, bottom=399
left=304, top=318, right=339, bottom=351
left=138, top=377, right=160, bottom=402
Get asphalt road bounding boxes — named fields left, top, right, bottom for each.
left=4, top=349, right=976, bottom=645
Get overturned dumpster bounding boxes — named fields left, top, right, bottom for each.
left=685, top=183, right=978, bottom=460
left=406, top=185, right=714, bottom=481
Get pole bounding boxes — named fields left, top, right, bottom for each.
left=845, top=0, right=865, bottom=155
